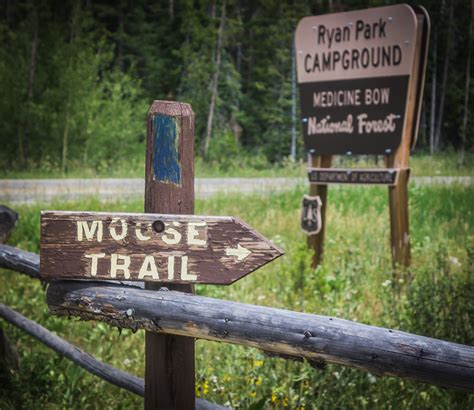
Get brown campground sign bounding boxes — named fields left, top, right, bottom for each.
left=40, top=211, right=283, bottom=285
left=295, top=4, right=418, bottom=155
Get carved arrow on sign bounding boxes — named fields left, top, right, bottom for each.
left=40, top=211, right=283, bottom=285
left=225, top=244, right=251, bottom=261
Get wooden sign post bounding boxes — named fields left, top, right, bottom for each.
left=145, top=101, right=195, bottom=409
left=295, top=5, right=430, bottom=268
left=40, top=100, right=283, bottom=408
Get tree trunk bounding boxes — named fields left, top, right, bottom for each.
left=420, top=102, right=427, bottom=147
left=430, top=34, right=437, bottom=154
left=169, top=0, right=174, bottom=20
left=117, top=6, right=124, bottom=71
left=18, top=3, right=39, bottom=168
left=236, top=1, right=242, bottom=74
left=203, top=0, right=226, bottom=158
left=434, top=0, right=454, bottom=151
left=61, top=111, right=70, bottom=175
left=460, top=0, right=473, bottom=165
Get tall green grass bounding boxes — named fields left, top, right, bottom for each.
left=0, top=152, right=472, bottom=179
left=0, top=184, right=473, bottom=408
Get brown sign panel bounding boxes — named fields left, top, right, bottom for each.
left=40, top=211, right=283, bottom=285
left=295, top=4, right=418, bottom=155
left=307, top=168, right=400, bottom=185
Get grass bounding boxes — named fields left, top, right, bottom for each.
left=0, top=184, right=473, bottom=408
left=0, top=152, right=473, bottom=179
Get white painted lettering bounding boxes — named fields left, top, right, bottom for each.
left=85, top=253, right=105, bottom=276
left=179, top=256, right=196, bottom=281
left=162, top=222, right=182, bottom=245
left=187, top=222, right=207, bottom=246
left=135, top=222, right=151, bottom=241
left=357, top=113, right=397, bottom=134
left=138, top=255, right=159, bottom=279
left=109, top=218, right=128, bottom=241
left=167, top=255, right=175, bottom=280
left=77, top=221, right=103, bottom=242
left=110, top=254, right=131, bottom=279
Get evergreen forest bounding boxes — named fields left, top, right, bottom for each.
left=0, top=0, right=472, bottom=173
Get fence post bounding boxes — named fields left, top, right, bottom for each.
left=144, top=101, right=195, bottom=409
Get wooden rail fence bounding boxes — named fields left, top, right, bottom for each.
left=1, top=243, right=473, bottom=393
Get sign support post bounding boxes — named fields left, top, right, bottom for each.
left=307, top=154, right=331, bottom=267
left=386, top=13, right=424, bottom=268
left=144, top=101, right=195, bottom=409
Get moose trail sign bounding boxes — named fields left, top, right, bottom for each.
left=40, top=211, right=283, bottom=285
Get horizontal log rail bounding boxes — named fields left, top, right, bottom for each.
left=47, top=281, right=474, bottom=392
left=0, top=244, right=40, bottom=280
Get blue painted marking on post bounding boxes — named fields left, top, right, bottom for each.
left=153, top=114, right=181, bottom=184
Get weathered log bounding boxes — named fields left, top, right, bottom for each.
left=47, top=281, right=474, bottom=392
left=0, top=244, right=40, bottom=279
left=0, top=205, right=18, bottom=244
left=0, top=303, right=227, bottom=410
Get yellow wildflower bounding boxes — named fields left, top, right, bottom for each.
left=254, top=359, right=264, bottom=367
left=250, top=391, right=257, bottom=398
left=203, top=380, right=209, bottom=395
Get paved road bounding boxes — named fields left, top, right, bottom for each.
left=0, top=176, right=471, bottom=205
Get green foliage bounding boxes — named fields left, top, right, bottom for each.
left=0, top=1, right=145, bottom=173
left=2, top=185, right=472, bottom=408
left=405, top=243, right=474, bottom=345
left=207, top=129, right=240, bottom=163
left=2, top=0, right=472, bottom=173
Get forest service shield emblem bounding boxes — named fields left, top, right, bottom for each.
left=301, top=195, right=322, bottom=235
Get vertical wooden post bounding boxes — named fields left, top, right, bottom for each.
left=387, top=17, right=424, bottom=269
left=307, top=154, right=332, bottom=268
left=386, top=165, right=411, bottom=267
left=145, top=101, right=195, bottom=409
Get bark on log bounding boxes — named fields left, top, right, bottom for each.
left=0, top=303, right=227, bottom=410
left=47, top=281, right=474, bottom=392
left=0, top=244, right=40, bottom=279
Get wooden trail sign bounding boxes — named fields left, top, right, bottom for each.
left=40, top=211, right=282, bottom=285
